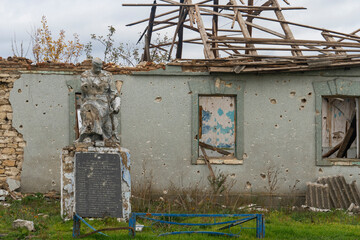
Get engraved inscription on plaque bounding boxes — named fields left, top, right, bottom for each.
left=75, top=153, right=122, bottom=218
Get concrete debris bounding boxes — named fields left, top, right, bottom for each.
left=12, top=219, right=35, bottom=232
left=6, top=178, right=20, bottom=192
left=301, top=205, right=331, bottom=212
left=306, top=175, right=360, bottom=211
left=0, top=202, right=11, bottom=207
left=0, top=189, right=9, bottom=196
left=238, top=204, right=269, bottom=212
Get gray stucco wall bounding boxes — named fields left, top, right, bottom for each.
left=9, top=67, right=360, bottom=194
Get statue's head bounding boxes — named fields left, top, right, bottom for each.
left=92, top=58, right=103, bottom=74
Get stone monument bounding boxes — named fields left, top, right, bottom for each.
left=60, top=58, right=131, bottom=221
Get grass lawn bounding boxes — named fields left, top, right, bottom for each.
left=0, top=194, right=359, bottom=239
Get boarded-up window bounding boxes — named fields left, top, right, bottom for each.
left=322, top=97, right=359, bottom=159
left=198, top=96, right=236, bottom=158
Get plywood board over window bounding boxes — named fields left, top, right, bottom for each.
left=321, top=97, right=360, bottom=160
left=199, top=96, right=236, bottom=158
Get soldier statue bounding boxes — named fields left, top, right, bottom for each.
left=77, top=58, right=120, bottom=142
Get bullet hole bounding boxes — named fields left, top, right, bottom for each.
left=255, top=93, right=258, bottom=96
left=25, top=84, right=28, bottom=87
left=318, top=168, right=323, bottom=173
left=19, top=125, right=23, bottom=129
left=246, top=181, right=252, bottom=189
left=285, top=168, right=289, bottom=173
left=5, top=117, right=9, bottom=122
left=242, top=153, right=248, bottom=159
left=299, top=105, right=305, bottom=110
left=349, top=174, right=353, bottom=177
left=290, top=91, right=296, bottom=97
left=43, top=112, right=46, bottom=115
left=38, top=80, right=41, bottom=83
left=18, top=89, right=22, bottom=93
left=260, top=173, right=266, bottom=179
left=163, top=163, right=166, bottom=166
left=275, top=124, right=279, bottom=128
left=25, top=100, right=29, bottom=103
left=188, top=91, right=193, bottom=94
left=301, top=98, right=307, bottom=104
left=51, top=180, right=56, bottom=186
left=288, top=119, right=291, bottom=122
left=230, top=103, right=233, bottom=107
left=68, top=86, right=73, bottom=92
left=35, top=104, right=38, bottom=107
left=197, top=170, right=200, bottom=174
left=308, top=92, right=312, bottom=96
left=154, top=96, right=162, bottom=103
left=270, top=98, right=277, bottom=104
left=280, top=115, right=283, bottom=119
left=230, top=173, right=236, bottom=178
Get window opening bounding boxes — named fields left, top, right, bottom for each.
left=322, top=97, right=360, bottom=159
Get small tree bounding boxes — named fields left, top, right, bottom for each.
left=85, top=25, right=169, bottom=66
left=31, top=16, right=84, bottom=63
left=11, top=34, right=31, bottom=58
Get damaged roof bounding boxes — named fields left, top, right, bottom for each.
left=124, top=0, right=360, bottom=73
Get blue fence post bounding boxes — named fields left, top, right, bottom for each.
left=129, top=213, right=137, bottom=237
left=72, top=214, right=81, bottom=238
left=256, top=214, right=265, bottom=239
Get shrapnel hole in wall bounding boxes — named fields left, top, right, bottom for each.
left=322, top=97, right=360, bottom=159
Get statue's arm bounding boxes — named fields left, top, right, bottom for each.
left=108, top=74, right=121, bottom=114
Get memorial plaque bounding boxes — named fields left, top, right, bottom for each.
left=75, top=153, right=122, bottom=218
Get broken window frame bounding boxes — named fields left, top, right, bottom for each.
left=313, top=79, right=360, bottom=166
left=189, top=78, right=244, bottom=165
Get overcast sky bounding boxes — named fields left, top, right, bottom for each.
left=1, top=0, right=359, bottom=61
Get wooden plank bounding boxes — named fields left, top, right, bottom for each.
left=336, top=112, right=356, bottom=158
left=168, top=1, right=188, bottom=60
left=126, top=9, right=178, bottom=27
left=246, top=0, right=272, bottom=23
left=245, top=0, right=254, bottom=54
left=322, top=142, right=342, bottom=158
left=211, top=36, right=360, bottom=47
left=242, top=13, right=360, bottom=41
left=322, top=32, right=346, bottom=55
left=199, top=141, right=232, bottom=156
left=142, top=1, right=157, bottom=62
left=229, top=0, right=257, bottom=55
left=270, top=0, right=302, bottom=56
left=211, top=47, right=360, bottom=52
left=123, top=3, right=306, bottom=10
left=323, top=29, right=360, bottom=49
left=176, top=0, right=186, bottom=59
left=212, top=0, right=219, bottom=58
left=200, top=146, right=216, bottom=181
left=194, top=4, right=215, bottom=59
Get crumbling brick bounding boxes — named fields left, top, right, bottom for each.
left=0, top=72, right=25, bottom=188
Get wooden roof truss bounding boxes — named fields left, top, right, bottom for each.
left=124, top=0, right=360, bottom=72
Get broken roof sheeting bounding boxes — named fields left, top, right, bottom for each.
left=124, top=0, right=360, bottom=72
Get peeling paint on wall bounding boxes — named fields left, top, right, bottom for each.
left=199, top=96, right=235, bottom=157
